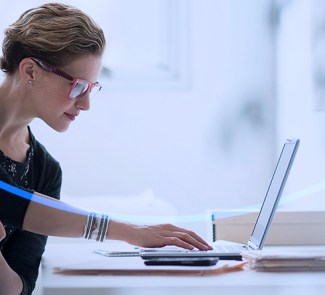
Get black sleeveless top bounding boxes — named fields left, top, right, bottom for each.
left=0, top=143, right=34, bottom=249
left=0, top=126, right=62, bottom=294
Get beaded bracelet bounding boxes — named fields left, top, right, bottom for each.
left=83, top=212, right=110, bottom=242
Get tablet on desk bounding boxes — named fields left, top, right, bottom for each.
left=94, top=249, right=140, bottom=257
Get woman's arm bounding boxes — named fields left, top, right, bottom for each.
left=23, top=192, right=211, bottom=250
left=0, top=221, right=23, bottom=295
left=23, top=192, right=87, bottom=238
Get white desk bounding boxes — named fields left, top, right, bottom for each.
left=42, top=242, right=325, bottom=295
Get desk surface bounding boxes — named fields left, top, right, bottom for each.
left=42, top=242, right=325, bottom=295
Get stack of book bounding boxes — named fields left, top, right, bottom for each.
left=241, top=249, right=325, bottom=272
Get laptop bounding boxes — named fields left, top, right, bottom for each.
left=140, top=138, right=300, bottom=260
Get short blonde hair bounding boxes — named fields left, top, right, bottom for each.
left=1, top=2, right=106, bottom=74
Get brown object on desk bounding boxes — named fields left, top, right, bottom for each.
left=53, top=259, right=246, bottom=276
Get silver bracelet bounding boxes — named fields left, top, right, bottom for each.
left=82, top=212, right=95, bottom=239
left=83, top=212, right=110, bottom=242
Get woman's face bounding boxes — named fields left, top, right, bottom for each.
left=31, top=54, right=102, bottom=132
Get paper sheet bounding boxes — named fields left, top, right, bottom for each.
left=241, top=249, right=325, bottom=271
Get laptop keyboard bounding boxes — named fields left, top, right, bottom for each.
left=139, top=244, right=249, bottom=259
left=213, top=244, right=248, bottom=253
left=179, top=244, right=248, bottom=254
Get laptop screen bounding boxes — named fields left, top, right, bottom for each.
left=248, top=139, right=300, bottom=249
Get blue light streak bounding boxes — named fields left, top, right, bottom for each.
left=1, top=180, right=324, bottom=224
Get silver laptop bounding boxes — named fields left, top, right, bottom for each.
left=140, top=138, right=300, bottom=260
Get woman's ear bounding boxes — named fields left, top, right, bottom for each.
left=19, top=58, right=36, bottom=85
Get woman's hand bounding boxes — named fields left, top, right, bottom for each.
left=108, top=220, right=213, bottom=251
left=0, top=221, right=5, bottom=242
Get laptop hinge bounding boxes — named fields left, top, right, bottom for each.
left=247, top=241, right=259, bottom=250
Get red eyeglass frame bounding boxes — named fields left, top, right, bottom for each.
left=30, top=57, right=102, bottom=100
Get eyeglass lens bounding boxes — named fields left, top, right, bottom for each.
left=70, top=81, right=101, bottom=100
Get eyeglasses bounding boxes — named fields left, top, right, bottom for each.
left=31, top=58, right=102, bottom=100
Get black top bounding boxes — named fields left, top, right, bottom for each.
left=0, top=127, right=62, bottom=295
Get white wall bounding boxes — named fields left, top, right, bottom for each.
left=1, top=0, right=276, bottom=234
left=276, top=0, right=325, bottom=211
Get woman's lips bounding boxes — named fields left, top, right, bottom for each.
left=65, top=113, right=76, bottom=121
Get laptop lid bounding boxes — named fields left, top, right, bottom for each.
left=247, top=138, right=300, bottom=250
left=139, top=138, right=300, bottom=260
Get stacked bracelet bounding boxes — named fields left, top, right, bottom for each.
left=83, top=212, right=110, bottom=242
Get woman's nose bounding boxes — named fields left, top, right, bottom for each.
left=75, top=94, right=90, bottom=111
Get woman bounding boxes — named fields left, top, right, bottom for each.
left=0, top=3, right=211, bottom=295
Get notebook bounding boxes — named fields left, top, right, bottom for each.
left=140, top=138, right=300, bottom=260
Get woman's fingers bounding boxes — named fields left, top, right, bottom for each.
left=149, top=223, right=212, bottom=250
left=160, top=224, right=213, bottom=249
left=162, top=236, right=196, bottom=250
left=167, top=231, right=210, bottom=250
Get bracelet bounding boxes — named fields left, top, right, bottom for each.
left=83, top=212, right=110, bottom=242
left=82, top=212, right=95, bottom=239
